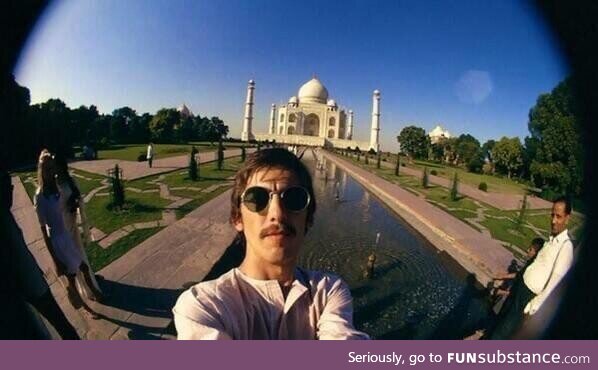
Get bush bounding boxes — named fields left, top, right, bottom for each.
left=137, top=153, right=147, bottom=162
left=430, top=170, right=438, bottom=176
left=401, top=163, right=406, bottom=167
left=478, top=182, right=488, bottom=192
left=368, top=148, right=377, bottom=155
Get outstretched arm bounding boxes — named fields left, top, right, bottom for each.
left=317, top=278, right=370, bottom=340
left=172, top=290, right=232, bottom=340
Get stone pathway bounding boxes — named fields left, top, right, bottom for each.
left=10, top=174, right=237, bottom=340
left=69, top=148, right=253, bottom=180
left=77, top=151, right=241, bottom=249
left=321, top=150, right=515, bottom=286
left=347, top=153, right=552, bottom=210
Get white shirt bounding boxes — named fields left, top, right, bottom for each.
left=173, top=267, right=369, bottom=340
left=147, top=145, right=153, bottom=158
left=523, top=229, right=574, bottom=315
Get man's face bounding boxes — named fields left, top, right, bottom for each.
left=234, top=167, right=308, bottom=268
left=550, top=201, right=570, bottom=236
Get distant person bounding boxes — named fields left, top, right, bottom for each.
left=173, top=148, right=369, bottom=339
left=54, top=154, right=104, bottom=302
left=34, top=150, right=98, bottom=320
left=147, top=142, right=154, bottom=168
left=488, top=197, right=574, bottom=339
left=1, top=165, right=80, bottom=339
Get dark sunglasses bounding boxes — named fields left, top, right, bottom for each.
left=240, top=186, right=311, bottom=213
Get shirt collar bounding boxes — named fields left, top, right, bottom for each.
left=550, top=229, right=570, bottom=244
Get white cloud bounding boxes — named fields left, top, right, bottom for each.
left=455, top=70, right=493, bottom=104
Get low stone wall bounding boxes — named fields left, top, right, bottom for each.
left=253, top=133, right=368, bottom=150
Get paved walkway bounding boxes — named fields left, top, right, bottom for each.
left=349, top=154, right=552, bottom=210
left=11, top=173, right=238, bottom=339
left=70, top=148, right=252, bottom=180
left=322, top=151, right=515, bottom=286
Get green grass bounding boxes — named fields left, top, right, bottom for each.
left=409, top=159, right=529, bottom=195
left=479, top=217, right=539, bottom=258
left=174, top=186, right=232, bottom=219
left=97, top=143, right=252, bottom=161
left=374, top=153, right=530, bottom=195
left=70, top=169, right=106, bottom=195
left=86, top=227, right=163, bottom=271
left=85, top=191, right=171, bottom=234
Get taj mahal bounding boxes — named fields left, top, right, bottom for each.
left=240, top=77, right=381, bottom=152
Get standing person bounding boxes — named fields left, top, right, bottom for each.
left=33, top=150, right=98, bottom=320
left=147, top=142, right=154, bottom=168
left=488, top=197, right=574, bottom=339
left=54, top=154, right=104, bottom=302
left=491, top=238, right=545, bottom=302
left=1, top=167, right=80, bottom=339
left=173, top=148, right=369, bottom=339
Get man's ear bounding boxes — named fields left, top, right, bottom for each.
left=234, top=217, right=244, bottom=232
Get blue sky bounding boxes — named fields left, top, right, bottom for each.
left=15, top=0, right=567, bottom=151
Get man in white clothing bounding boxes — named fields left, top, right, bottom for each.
left=173, top=148, right=369, bottom=340
left=146, top=142, right=154, bottom=168
left=489, top=196, right=574, bottom=339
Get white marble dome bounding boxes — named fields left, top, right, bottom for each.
left=298, top=78, right=329, bottom=104
left=288, top=96, right=298, bottom=104
left=327, top=99, right=337, bottom=107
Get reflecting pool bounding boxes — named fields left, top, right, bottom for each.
left=299, top=150, right=490, bottom=339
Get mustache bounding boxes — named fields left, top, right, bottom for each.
left=260, top=223, right=296, bottom=238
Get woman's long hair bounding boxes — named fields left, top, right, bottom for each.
left=36, top=149, right=57, bottom=195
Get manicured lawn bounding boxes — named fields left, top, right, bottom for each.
left=85, top=191, right=171, bottom=234
left=479, top=217, right=539, bottom=257
left=86, top=227, right=163, bottom=271
left=335, top=151, right=589, bottom=255
left=364, top=152, right=530, bottom=195
left=97, top=142, right=254, bottom=161
left=70, top=169, right=106, bottom=195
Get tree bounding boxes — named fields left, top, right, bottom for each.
left=150, top=108, right=180, bottom=143
left=517, top=194, right=528, bottom=229
left=241, top=147, right=246, bottom=162
left=110, top=164, right=125, bottom=209
left=482, top=139, right=497, bottom=163
left=189, top=146, right=198, bottom=181
left=394, top=153, right=400, bottom=176
left=397, top=126, right=429, bottom=160
left=527, top=78, right=583, bottom=195
left=493, top=137, right=524, bottom=179
left=376, top=151, right=381, bottom=169
left=217, top=140, right=224, bottom=170
left=129, top=112, right=152, bottom=143
left=110, top=106, right=137, bottom=143
left=422, top=167, right=429, bottom=188
left=454, top=134, right=482, bottom=168
left=450, top=172, right=459, bottom=201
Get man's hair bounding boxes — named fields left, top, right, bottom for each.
left=531, top=237, right=545, bottom=251
left=230, top=148, right=316, bottom=230
left=553, top=195, right=572, bottom=215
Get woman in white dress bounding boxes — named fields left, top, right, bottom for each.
left=34, top=150, right=98, bottom=319
left=54, top=154, right=104, bottom=301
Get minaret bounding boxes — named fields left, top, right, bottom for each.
left=347, top=110, right=354, bottom=140
left=241, top=79, right=255, bottom=141
left=269, top=104, right=276, bottom=134
left=369, top=89, right=381, bottom=152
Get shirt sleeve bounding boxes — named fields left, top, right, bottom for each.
left=172, top=289, right=232, bottom=340
left=317, top=277, right=370, bottom=340
left=524, top=240, right=574, bottom=315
